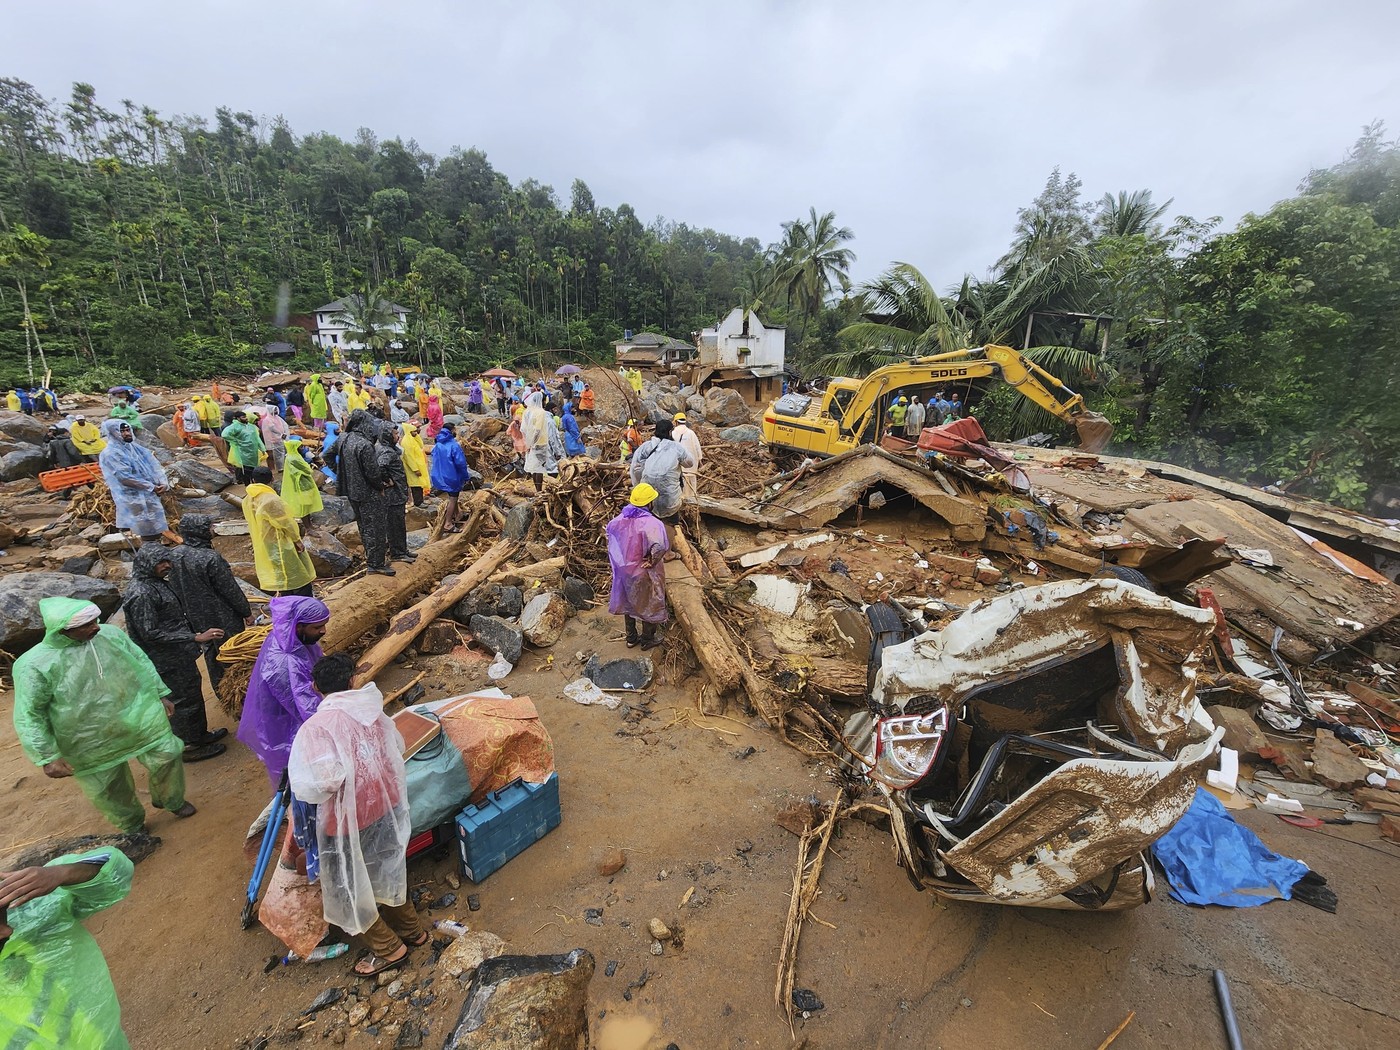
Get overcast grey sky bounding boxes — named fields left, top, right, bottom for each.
left=4, top=1, right=1396, bottom=285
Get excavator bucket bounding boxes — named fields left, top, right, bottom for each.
left=1073, top=412, right=1114, bottom=453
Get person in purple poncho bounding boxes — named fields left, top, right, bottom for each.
left=605, top=482, right=671, bottom=649
left=237, top=595, right=332, bottom=784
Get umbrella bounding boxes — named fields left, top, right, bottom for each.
left=481, top=367, right=517, bottom=379
left=555, top=364, right=582, bottom=376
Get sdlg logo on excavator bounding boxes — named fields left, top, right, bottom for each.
left=926, top=367, right=971, bottom=380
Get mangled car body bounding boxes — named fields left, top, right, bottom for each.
left=846, top=578, right=1223, bottom=910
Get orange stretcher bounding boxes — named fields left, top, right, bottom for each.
left=39, top=463, right=103, bottom=492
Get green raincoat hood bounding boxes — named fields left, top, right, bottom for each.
left=37, top=596, right=99, bottom=648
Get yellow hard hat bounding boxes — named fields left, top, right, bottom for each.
left=629, top=482, right=659, bottom=507
left=673, top=412, right=686, bottom=422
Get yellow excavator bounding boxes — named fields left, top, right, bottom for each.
left=761, top=344, right=1114, bottom=457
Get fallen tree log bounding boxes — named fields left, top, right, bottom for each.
left=664, top=560, right=741, bottom=714
left=352, top=536, right=519, bottom=686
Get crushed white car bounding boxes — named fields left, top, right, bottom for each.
left=846, top=578, right=1224, bottom=910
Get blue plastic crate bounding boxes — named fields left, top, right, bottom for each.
left=455, top=774, right=561, bottom=883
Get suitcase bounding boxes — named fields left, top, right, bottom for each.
left=455, top=774, right=561, bottom=883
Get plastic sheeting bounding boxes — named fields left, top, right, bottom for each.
left=286, top=682, right=411, bottom=936
left=0, top=849, right=135, bottom=1049
left=1152, top=787, right=1309, bottom=907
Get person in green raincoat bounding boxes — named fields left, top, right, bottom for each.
left=107, top=398, right=141, bottom=430
left=0, top=847, right=135, bottom=1049
left=221, top=409, right=266, bottom=485
left=11, top=597, right=197, bottom=833
left=280, top=437, right=323, bottom=521
left=305, top=374, right=329, bottom=430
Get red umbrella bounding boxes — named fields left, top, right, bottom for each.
left=480, top=367, right=517, bottom=379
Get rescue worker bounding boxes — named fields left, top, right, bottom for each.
left=0, top=847, right=137, bottom=1049
left=905, top=395, right=926, bottom=439
left=629, top=417, right=694, bottom=520
left=376, top=422, right=415, bottom=564
left=672, top=412, right=702, bottom=504
left=221, top=410, right=266, bottom=485
left=888, top=396, right=908, bottom=434
left=169, top=513, right=254, bottom=691
left=305, top=374, right=329, bottom=430
left=578, top=382, right=595, bottom=421
left=605, top=483, right=670, bottom=649
left=400, top=422, right=429, bottom=506
left=244, top=465, right=317, bottom=596
left=521, top=391, right=563, bottom=493
left=338, top=409, right=393, bottom=576
left=429, top=423, right=470, bottom=533
left=12, top=597, right=198, bottom=832
left=280, top=437, right=324, bottom=522
left=123, top=546, right=228, bottom=760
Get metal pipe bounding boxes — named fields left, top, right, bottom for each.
left=1213, top=969, right=1244, bottom=1050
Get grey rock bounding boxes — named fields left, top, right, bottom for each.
left=138, top=412, right=168, bottom=432
left=0, top=571, right=122, bottom=655
left=303, top=529, right=354, bottom=577
left=395, top=1021, right=424, bottom=1049
left=406, top=530, right=430, bottom=552
left=520, top=592, right=570, bottom=648
left=0, top=410, right=49, bottom=444
left=653, top=392, right=687, bottom=417
left=702, top=387, right=753, bottom=427
left=502, top=502, right=534, bottom=541
left=311, top=494, right=357, bottom=528
left=177, top=495, right=240, bottom=522
left=561, top=576, right=595, bottom=609
left=468, top=615, right=523, bottom=665
left=443, top=413, right=465, bottom=427
left=135, top=392, right=170, bottom=412
left=168, top=458, right=233, bottom=492
left=453, top=583, right=523, bottom=624
left=718, top=424, right=762, bottom=444
left=0, top=446, right=46, bottom=481
left=685, top=394, right=707, bottom=419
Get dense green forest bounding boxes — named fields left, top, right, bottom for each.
left=0, top=79, right=1396, bottom=509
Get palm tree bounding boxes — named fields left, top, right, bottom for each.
left=774, top=207, right=855, bottom=344
left=331, top=286, right=401, bottom=362
left=1094, top=190, right=1173, bottom=238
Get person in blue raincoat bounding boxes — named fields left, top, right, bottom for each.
left=605, top=483, right=671, bottom=649
left=428, top=423, right=471, bottom=534
left=96, top=418, right=169, bottom=539
left=561, top=401, right=586, bottom=457
left=0, top=847, right=136, bottom=1048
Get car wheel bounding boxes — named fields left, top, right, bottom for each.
left=1092, top=565, right=1155, bottom=592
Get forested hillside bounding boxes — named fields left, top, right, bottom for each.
left=0, top=79, right=1396, bottom=508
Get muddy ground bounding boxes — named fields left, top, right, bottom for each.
left=4, top=603, right=1399, bottom=1050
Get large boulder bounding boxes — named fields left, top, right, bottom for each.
left=654, top=391, right=687, bottom=418
left=453, top=583, right=524, bottom=625
left=719, top=424, right=762, bottom=444
left=444, top=950, right=594, bottom=1050
left=702, top=387, right=753, bottom=427
left=468, top=614, right=523, bottom=665
left=0, top=446, right=46, bottom=481
left=0, top=411, right=49, bottom=444
left=520, top=592, right=570, bottom=648
left=135, top=392, right=170, bottom=412
left=302, top=529, right=354, bottom=578
left=168, top=458, right=233, bottom=492
left=685, top=394, right=707, bottom=419
left=155, top=421, right=182, bottom=450
left=177, top=494, right=240, bottom=522
left=138, top=412, right=168, bottom=432
left=502, top=502, right=534, bottom=541
left=310, top=494, right=357, bottom=528
left=0, top=571, right=123, bottom=655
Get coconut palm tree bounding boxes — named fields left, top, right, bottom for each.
left=331, top=286, right=401, bottom=362
left=1094, top=189, right=1173, bottom=238
left=774, top=208, right=855, bottom=344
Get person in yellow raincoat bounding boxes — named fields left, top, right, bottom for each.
left=196, top=395, right=223, bottom=431
left=399, top=422, right=429, bottom=506
left=68, top=415, right=106, bottom=458
left=5, top=388, right=21, bottom=412
left=0, top=847, right=136, bottom=1049
left=279, top=437, right=323, bottom=521
left=414, top=378, right=429, bottom=421
left=243, top=466, right=317, bottom=596
left=346, top=383, right=368, bottom=413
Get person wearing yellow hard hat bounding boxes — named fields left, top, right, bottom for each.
left=605, top=483, right=671, bottom=649
left=672, top=412, right=702, bottom=504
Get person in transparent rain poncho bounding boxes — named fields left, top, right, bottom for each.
left=96, top=418, right=169, bottom=540
left=287, top=655, right=424, bottom=978
left=606, top=482, right=671, bottom=649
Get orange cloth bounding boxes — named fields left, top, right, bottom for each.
left=579, top=388, right=595, bottom=411
left=439, top=695, right=555, bottom=804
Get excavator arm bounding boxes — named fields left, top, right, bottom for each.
left=832, top=344, right=1113, bottom=453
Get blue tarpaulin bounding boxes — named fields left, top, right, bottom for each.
left=1152, top=788, right=1310, bottom=907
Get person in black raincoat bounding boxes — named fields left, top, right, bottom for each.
left=337, top=409, right=392, bottom=576
left=168, top=513, right=255, bottom=690
left=122, top=545, right=228, bottom=760
left=376, top=424, right=417, bottom=565
left=44, top=424, right=86, bottom=469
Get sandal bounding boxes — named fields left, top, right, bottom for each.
left=353, top=948, right=407, bottom=978
left=406, top=931, right=431, bottom=949
left=625, top=636, right=639, bottom=649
